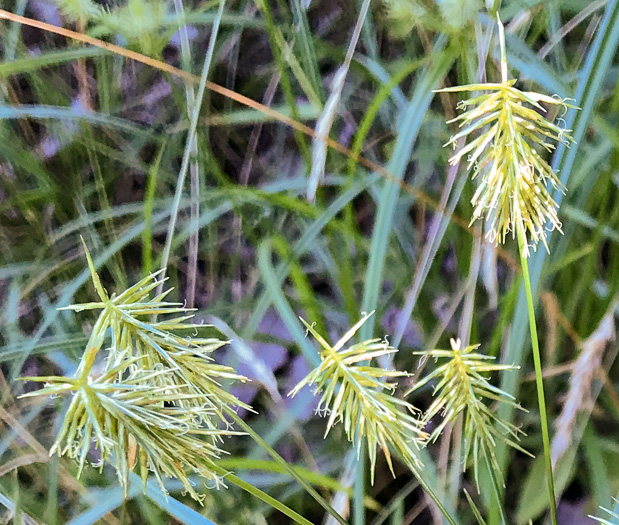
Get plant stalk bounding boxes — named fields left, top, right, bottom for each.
left=211, top=466, right=314, bottom=525
left=517, top=230, right=558, bottom=525
left=222, top=406, right=348, bottom=525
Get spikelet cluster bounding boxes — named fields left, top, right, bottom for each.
left=289, top=313, right=427, bottom=483
left=22, top=242, right=248, bottom=502
left=381, top=0, right=482, bottom=37
left=54, top=0, right=102, bottom=23
left=101, top=0, right=168, bottom=55
left=410, top=338, right=529, bottom=487
left=438, top=18, right=577, bottom=256
left=437, top=0, right=483, bottom=30
left=381, top=0, right=430, bottom=37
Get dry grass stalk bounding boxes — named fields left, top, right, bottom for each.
left=551, top=308, right=617, bottom=467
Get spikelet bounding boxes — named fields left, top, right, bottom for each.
left=21, top=364, right=240, bottom=501
left=410, top=338, right=529, bottom=488
left=437, top=0, right=482, bottom=30
left=381, top=0, right=481, bottom=37
left=289, top=312, right=427, bottom=483
left=99, top=0, right=167, bottom=55
left=53, top=0, right=102, bottom=23
left=381, top=0, right=430, bottom=38
left=437, top=17, right=577, bottom=256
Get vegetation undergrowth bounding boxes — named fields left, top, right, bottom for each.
left=1, top=1, right=618, bottom=524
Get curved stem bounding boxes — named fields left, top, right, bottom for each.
left=517, top=231, right=558, bottom=525
left=223, top=406, right=348, bottom=525
left=211, top=466, right=313, bottom=525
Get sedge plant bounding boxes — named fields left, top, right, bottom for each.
left=9, top=8, right=584, bottom=524
left=20, top=242, right=347, bottom=525
left=436, top=16, right=578, bottom=525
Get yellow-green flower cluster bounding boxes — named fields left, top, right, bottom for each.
left=289, top=313, right=427, bottom=483
left=410, top=338, right=529, bottom=488
left=22, top=243, right=248, bottom=502
left=54, top=0, right=167, bottom=55
left=381, top=0, right=482, bottom=37
left=439, top=19, right=576, bottom=256
left=54, top=0, right=102, bottom=23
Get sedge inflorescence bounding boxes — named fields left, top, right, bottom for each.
left=289, top=312, right=427, bottom=484
left=22, top=242, right=248, bottom=502
left=410, top=338, right=529, bottom=488
left=439, top=18, right=577, bottom=256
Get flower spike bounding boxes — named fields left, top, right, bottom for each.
left=437, top=17, right=578, bottom=256
left=410, top=338, right=530, bottom=489
left=289, top=313, right=427, bottom=484
left=21, top=244, right=248, bottom=502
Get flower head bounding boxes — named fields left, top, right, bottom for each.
left=54, top=0, right=102, bottom=23
left=410, top=338, right=530, bottom=488
left=22, top=363, right=239, bottom=502
left=438, top=18, right=578, bottom=256
left=289, top=313, right=427, bottom=483
left=21, top=241, right=248, bottom=501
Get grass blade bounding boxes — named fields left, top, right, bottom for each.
left=158, top=0, right=225, bottom=283
left=290, top=0, right=324, bottom=103
left=359, top=39, right=455, bottom=340
left=356, top=37, right=456, bottom=525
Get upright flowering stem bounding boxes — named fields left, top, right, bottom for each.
left=517, top=229, right=558, bottom=525
left=436, top=15, right=576, bottom=520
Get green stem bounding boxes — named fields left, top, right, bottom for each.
left=517, top=231, right=558, bottom=525
left=410, top=466, right=458, bottom=525
left=223, top=406, right=348, bottom=525
left=211, top=466, right=313, bottom=525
